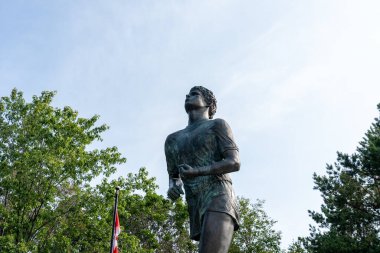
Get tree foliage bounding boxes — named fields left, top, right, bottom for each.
left=0, top=89, right=197, bottom=252
left=110, top=169, right=197, bottom=253
left=41, top=168, right=197, bottom=253
left=0, top=89, right=126, bottom=251
left=286, top=239, right=307, bottom=253
left=229, top=197, right=282, bottom=253
left=304, top=104, right=380, bottom=253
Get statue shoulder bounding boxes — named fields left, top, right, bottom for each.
left=165, top=129, right=184, bottom=146
left=212, top=118, right=231, bottom=128
left=211, top=118, right=235, bottom=136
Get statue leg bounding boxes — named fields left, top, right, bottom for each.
left=198, top=211, right=234, bottom=253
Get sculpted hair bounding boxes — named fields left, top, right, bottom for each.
left=190, top=86, right=217, bottom=119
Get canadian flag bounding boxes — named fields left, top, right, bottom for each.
left=113, top=210, right=121, bottom=253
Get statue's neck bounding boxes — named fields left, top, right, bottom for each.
left=188, top=109, right=209, bottom=125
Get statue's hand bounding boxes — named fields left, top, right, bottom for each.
left=179, top=164, right=199, bottom=178
left=167, top=178, right=184, bottom=201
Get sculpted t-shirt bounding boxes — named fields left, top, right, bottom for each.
left=165, top=118, right=238, bottom=195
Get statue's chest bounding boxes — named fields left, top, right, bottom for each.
left=176, top=124, right=217, bottom=155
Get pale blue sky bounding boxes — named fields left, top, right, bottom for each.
left=1, top=0, right=380, bottom=247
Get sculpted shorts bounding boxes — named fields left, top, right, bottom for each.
left=185, top=180, right=240, bottom=241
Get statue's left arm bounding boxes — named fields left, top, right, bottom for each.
left=179, top=150, right=240, bottom=177
left=179, top=119, right=240, bottom=178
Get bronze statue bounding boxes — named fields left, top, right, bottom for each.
left=165, top=86, right=240, bottom=253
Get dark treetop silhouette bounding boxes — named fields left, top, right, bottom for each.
left=165, top=86, right=240, bottom=253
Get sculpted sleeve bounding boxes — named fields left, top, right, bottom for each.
left=214, top=119, right=239, bottom=155
left=165, top=135, right=179, bottom=178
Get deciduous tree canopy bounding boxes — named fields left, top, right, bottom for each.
left=0, top=89, right=126, bottom=251
left=229, top=197, right=282, bottom=253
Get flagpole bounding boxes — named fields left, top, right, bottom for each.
left=110, top=186, right=120, bottom=253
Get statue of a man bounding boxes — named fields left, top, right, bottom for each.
left=165, top=86, right=240, bottom=253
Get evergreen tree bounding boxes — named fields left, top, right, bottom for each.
left=305, top=104, right=380, bottom=253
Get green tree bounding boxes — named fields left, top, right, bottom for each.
left=229, top=197, right=282, bottom=253
left=104, top=169, right=196, bottom=253
left=38, top=167, right=196, bottom=253
left=0, top=89, right=126, bottom=252
left=304, top=104, right=380, bottom=253
left=286, top=239, right=307, bottom=253
left=0, top=89, right=197, bottom=252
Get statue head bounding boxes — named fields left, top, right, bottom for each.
left=185, top=86, right=217, bottom=119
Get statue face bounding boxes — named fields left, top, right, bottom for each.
left=185, top=88, right=208, bottom=112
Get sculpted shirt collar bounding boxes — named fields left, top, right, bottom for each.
left=186, top=118, right=209, bottom=130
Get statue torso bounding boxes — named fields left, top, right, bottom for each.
left=165, top=118, right=237, bottom=196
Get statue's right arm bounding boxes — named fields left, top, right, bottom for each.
left=165, top=135, right=184, bottom=201
left=167, top=177, right=184, bottom=201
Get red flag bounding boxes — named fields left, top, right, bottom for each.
left=113, top=210, right=121, bottom=253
